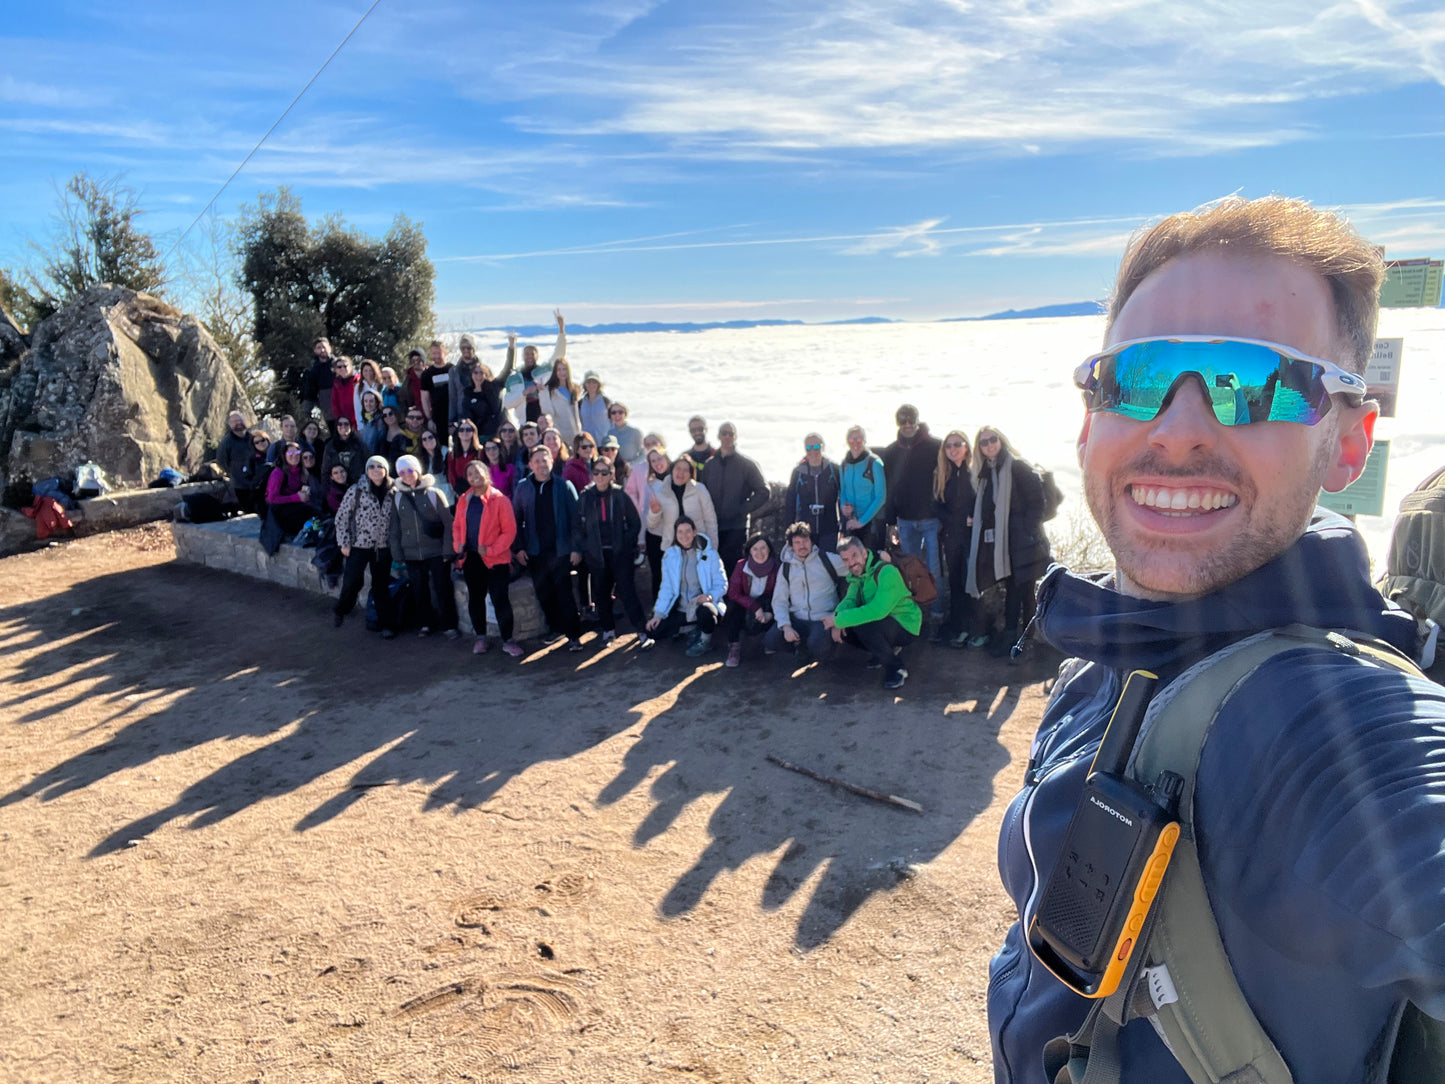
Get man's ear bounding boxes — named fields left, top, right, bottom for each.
left=1076, top=414, right=1092, bottom=469
left=1320, top=402, right=1377, bottom=493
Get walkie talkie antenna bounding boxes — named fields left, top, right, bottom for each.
left=1091, top=670, right=1159, bottom=778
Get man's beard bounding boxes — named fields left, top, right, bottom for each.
left=1086, top=427, right=1334, bottom=599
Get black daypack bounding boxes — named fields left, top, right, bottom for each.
left=1381, top=465, right=1445, bottom=628
left=782, top=550, right=847, bottom=598
left=1037, top=467, right=1064, bottom=522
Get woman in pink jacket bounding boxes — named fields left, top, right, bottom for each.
left=261, top=442, right=314, bottom=554
left=451, top=459, right=522, bottom=657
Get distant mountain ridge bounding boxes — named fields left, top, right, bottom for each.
left=469, top=304, right=1100, bottom=338
left=944, top=301, right=1105, bottom=321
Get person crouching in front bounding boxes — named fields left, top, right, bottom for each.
left=643, top=516, right=727, bottom=657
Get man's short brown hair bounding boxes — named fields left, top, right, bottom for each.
left=1107, top=196, right=1385, bottom=372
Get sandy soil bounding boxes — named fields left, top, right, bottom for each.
left=0, top=526, right=1054, bottom=1083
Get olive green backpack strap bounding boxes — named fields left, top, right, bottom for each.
left=1057, top=625, right=1427, bottom=1084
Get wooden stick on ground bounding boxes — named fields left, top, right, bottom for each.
left=766, top=755, right=924, bottom=814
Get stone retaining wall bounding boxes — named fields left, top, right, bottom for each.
left=172, top=517, right=545, bottom=639
left=1, top=481, right=229, bottom=556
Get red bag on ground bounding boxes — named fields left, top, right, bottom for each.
left=22, top=496, right=75, bottom=540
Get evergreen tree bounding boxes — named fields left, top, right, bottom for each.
left=235, top=188, right=436, bottom=405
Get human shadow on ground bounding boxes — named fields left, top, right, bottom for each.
left=0, top=563, right=655, bottom=855
left=596, top=636, right=1035, bottom=949
left=2, top=560, right=1047, bottom=948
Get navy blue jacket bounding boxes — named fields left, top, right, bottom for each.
left=511, top=472, right=578, bottom=558
left=989, top=511, right=1445, bottom=1084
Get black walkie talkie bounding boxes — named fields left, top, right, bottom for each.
left=1027, top=670, right=1182, bottom=998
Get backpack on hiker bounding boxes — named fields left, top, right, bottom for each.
left=1380, top=464, right=1445, bottom=630
left=883, top=546, right=939, bottom=608
left=782, top=550, right=848, bottom=599
left=1039, top=625, right=1442, bottom=1084
left=1037, top=467, right=1064, bottom=522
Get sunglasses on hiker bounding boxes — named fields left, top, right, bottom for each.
left=1075, top=336, right=1367, bottom=427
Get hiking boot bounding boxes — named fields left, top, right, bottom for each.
left=501, top=640, right=524, bottom=658
left=686, top=632, right=713, bottom=658
left=473, top=636, right=489, bottom=655
left=883, top=668, right=908, bottom=690
left=567, top=638, right=585, bottom=653
left=725, top=642, right=742, bottom=667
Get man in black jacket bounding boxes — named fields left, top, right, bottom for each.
left=300, top=338, right=335, bottom=424
left=701, top=422, right=770, bottom=572
left=881, top=404, right=944, bottom=621
left=572, top=457, right=651, bottom=646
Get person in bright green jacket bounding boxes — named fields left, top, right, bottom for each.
left=823, top=535, right=922, bottom=690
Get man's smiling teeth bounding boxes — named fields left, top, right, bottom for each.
left=1129, top=485, right=1238, bottom=513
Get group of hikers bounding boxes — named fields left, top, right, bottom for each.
left=198, top=195, right=1445, bottom=1082
left=210, top=312, right=1056, bottom=689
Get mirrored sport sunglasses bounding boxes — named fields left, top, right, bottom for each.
left=1075, top=336, right=1367, bottom=427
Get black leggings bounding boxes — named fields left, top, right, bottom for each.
left=944, top=537, right=976, bottom=636
left=336, top=546, right=394, bottom=629
left=719, top=602, right=773, bottom=644
left=406, top=556, right=458, bottom=632
left=590, top=552, right=646, bottom=633
left=653, top=602, right=720, bottom=640
left=461, top=552, right=514, bottom=640
left=645, top=532, right=664, bottom=603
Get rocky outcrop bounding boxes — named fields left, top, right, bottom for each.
left=0, top=285, right=252, bottom=493
left=0, top=309, right=26, bottom=369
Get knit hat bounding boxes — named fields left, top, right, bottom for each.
left=395, top=455, right=422, bottom=475
left=365, top=455, right=390, bottom=473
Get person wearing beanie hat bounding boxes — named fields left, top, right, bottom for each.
left=579, top=369, right=611, bottom=442
left=389, top=455, right=458, bottom=638
left=333, top=456, right=398, bottom=636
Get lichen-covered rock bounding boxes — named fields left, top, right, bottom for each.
left=0, top=284, right=252, bottom=491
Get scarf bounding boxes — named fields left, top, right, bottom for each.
left=965, top=454, right=1014, bottom=597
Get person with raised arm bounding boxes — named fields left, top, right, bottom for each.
left=502, top=311, right=567, bottom=426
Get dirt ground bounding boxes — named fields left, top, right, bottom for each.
left=0, top=526, right=1055, bottom=1084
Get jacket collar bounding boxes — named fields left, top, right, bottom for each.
left=1035, top=510, right=1422, bottom=674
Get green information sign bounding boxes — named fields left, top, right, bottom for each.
left=1381, top=259, right=1444, bottom=308
left=1318, top=439, right=1390, bottom=518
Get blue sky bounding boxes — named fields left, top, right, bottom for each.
left=3, top=0, right=1444, bottom=324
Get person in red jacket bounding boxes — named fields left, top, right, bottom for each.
left=720, top=534, right=780, bottom=667
left=330, top=355, right=360, bottom=427
left=452, top=459, right=522, bottom=657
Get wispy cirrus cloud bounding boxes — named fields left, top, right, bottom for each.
left=488, top=0, right=1445, bottom=155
